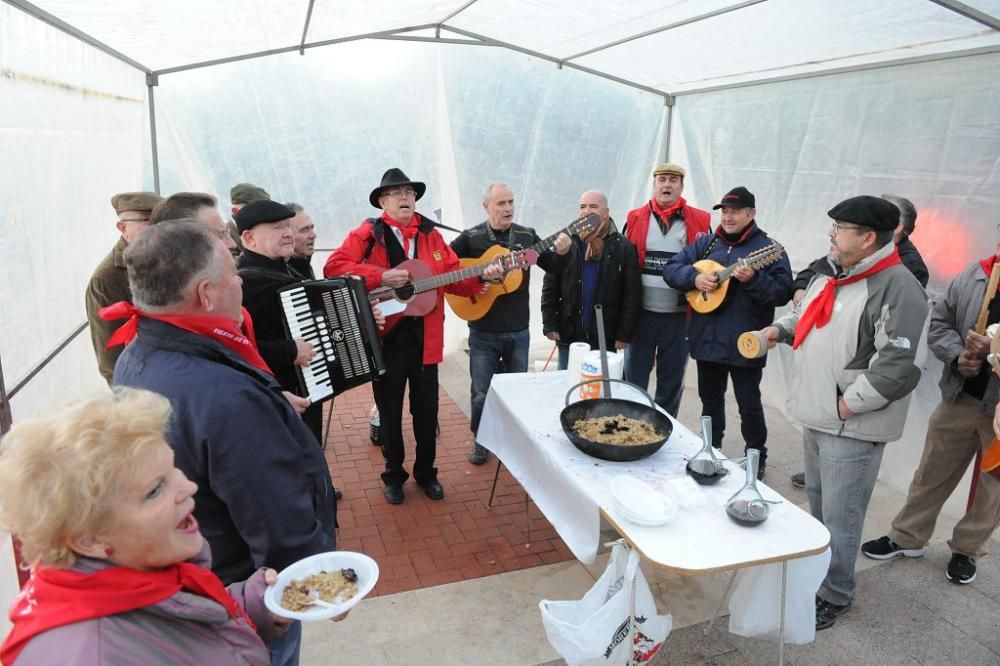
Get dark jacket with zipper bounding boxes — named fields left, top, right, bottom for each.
left=450, top=221, right=560, bottom=332
left=663, top=222, right=793, bottom=367
left=238, top=249, right=309, bottom=393
left=113, top=318, right=336, bottom=585
left=541, top=230, right=641, bottom=346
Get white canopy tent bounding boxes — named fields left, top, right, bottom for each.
left=2, top=0, right=1000, bottom=632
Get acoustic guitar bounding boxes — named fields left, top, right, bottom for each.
left=445, top=213, right=599, bottom=321
left=686, top=242, right=785, bottom=314
left=368, top=250, right=536, bottom=336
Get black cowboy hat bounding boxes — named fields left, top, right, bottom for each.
left=369, top=168, right=426, bottom=209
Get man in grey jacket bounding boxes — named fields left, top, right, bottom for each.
left=759, top=195, right=929, bottom=631
left=862, top=244, right=1000, bottom=585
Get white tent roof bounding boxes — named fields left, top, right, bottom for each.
left=12, top=0, right=1000, bottom=95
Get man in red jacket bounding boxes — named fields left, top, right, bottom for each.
left=324, top=169, right=501, bottom=505
left=623, top=163, right=711, bottom=416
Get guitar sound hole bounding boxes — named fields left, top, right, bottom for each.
left=395, top=284, right=415, bottom=301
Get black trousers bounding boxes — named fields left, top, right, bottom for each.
left=373, top=318, right=439, bottom=487
left=696, top=360, right=768, bottom=462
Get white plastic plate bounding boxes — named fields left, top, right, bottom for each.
left=264, top=551, right=379, bottom=621
left=610, top=475, right=676, bottom=526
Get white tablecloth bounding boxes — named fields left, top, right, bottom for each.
left=478, top=371, right=830, bottom=570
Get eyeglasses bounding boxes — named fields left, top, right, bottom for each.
left=830, top=222, right=869, bottom=235
left=120, top=216, right=151, bottom=224
left=383, top=187, right=416, bottom=198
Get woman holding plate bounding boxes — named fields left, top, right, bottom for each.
left=0, top=388, right=290, bottom=665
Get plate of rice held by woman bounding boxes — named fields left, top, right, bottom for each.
left=265, top=551, right=379, bottom=620
left=572, top=414, right=662, bottom=445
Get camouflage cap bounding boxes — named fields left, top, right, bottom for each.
left=110, top=191, right=163, bottom=215
left=230, top=182, right=271, bottom=205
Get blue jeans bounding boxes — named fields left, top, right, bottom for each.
left=623, top=310, right=688, bottom=417
left=269, top=620, right=302, bottom=666
left=803, top=428, right=885, bottom=606
left=469, top=328, right=530, bottom=435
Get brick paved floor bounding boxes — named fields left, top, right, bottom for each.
left=320, top=385, right=573, bottom=597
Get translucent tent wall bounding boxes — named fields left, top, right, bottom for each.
left=3, top=0, right=1000, bottom=634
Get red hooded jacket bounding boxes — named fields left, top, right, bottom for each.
left=323, top=213, right=479, bottom=365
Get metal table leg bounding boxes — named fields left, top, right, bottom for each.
left=779, top=561, right=787, bottom=666
left=705, top=570, right=738, bottom=635
left=486, top=458, right=502, bottom=509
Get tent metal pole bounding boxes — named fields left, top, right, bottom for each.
left=442, top=25, right=671, bottom=101
left=299, top=0, right=316, bottom=54
left=663, top=100, right=674, bottom=161
left=3, top=0, right=150, bottom=73
left=563, top=0, right=768, bottom=63
left=439, top=0, right=481, bottom=24
left=374, top=35, right=486, bottom=46
left=147, top=74, right=161, bottom=194
left=671, top=44, right=1000, bottom=97
left=152, top=24, right=438, bottom=76
left=928, top=0, right=1000, bottom=31
left=0, top=352, right=12, bottom=436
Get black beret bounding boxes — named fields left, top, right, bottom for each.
left=234, top=200, right=295, bottom=233
left=827, top=195, right=900, bottom=232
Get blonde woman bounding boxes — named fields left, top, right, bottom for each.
left=0, top=389, right=287, bottom=665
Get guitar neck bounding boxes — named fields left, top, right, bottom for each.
left=716, top=245, right=784, bottom=282
left=412, top=262, right=491, bottom=294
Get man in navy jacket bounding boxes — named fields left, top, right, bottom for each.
left=113, top=221, right=336, bottom=665
left=663, top=187, right=793, bottom=477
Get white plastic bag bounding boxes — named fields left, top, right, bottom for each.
left=727, top=547, right=831, bottom=645
left=540, top=542, right=672, bottom=665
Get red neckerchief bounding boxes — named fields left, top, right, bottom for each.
left=649, top=197, right=687, bottom=234
left=980, top=254, right=999, bottom=277
left=382, top=212, right=420, bottom=255
left=1, top=562, right=255, bottom=665
left=98, top=303, right=273, bottom=376
left=793, top=249, right=902, bottom=350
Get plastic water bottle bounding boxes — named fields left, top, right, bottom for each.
left=369, top=405, right=380, bottom=445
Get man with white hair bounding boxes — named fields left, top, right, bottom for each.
left=450, top=182, right=571, bottom=465
left=110, top=220, right=336, bottom=664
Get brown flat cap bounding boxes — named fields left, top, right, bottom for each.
left=652, top=163, right=686, bottom=178
left=111, top=192, right=163, bottom=215
left=230, top=183, right=271, bottom=205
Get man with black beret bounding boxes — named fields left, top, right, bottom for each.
left=663, top=186, right=792, bottom=479
left=756, top=195, right=929, bottom=630
left=85, top=190, right=163, bottom=384
left=235, top=201, right=334, bottom=487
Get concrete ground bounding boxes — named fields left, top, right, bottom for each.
left=302, top=346, right=1000, bottom=665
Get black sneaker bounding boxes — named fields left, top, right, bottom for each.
left=815, top=597, right=850, bottom=631
left=945, top=553, right=977, bottom=584
left=468, top=443, right=488, bottom=465
left=790, top=472, right=805, bottom=488
left=861, top=535, right=925, bottom=560
left=756, top=461, right=766, bottom=481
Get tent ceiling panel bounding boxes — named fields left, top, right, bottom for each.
left=446, top=0, right=748, bottom=59
left=26, top=0, right=313, bottom=70
left=12, top=0, right=1000, bottom=93
left=571, top=0, right=1000, bottom=92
